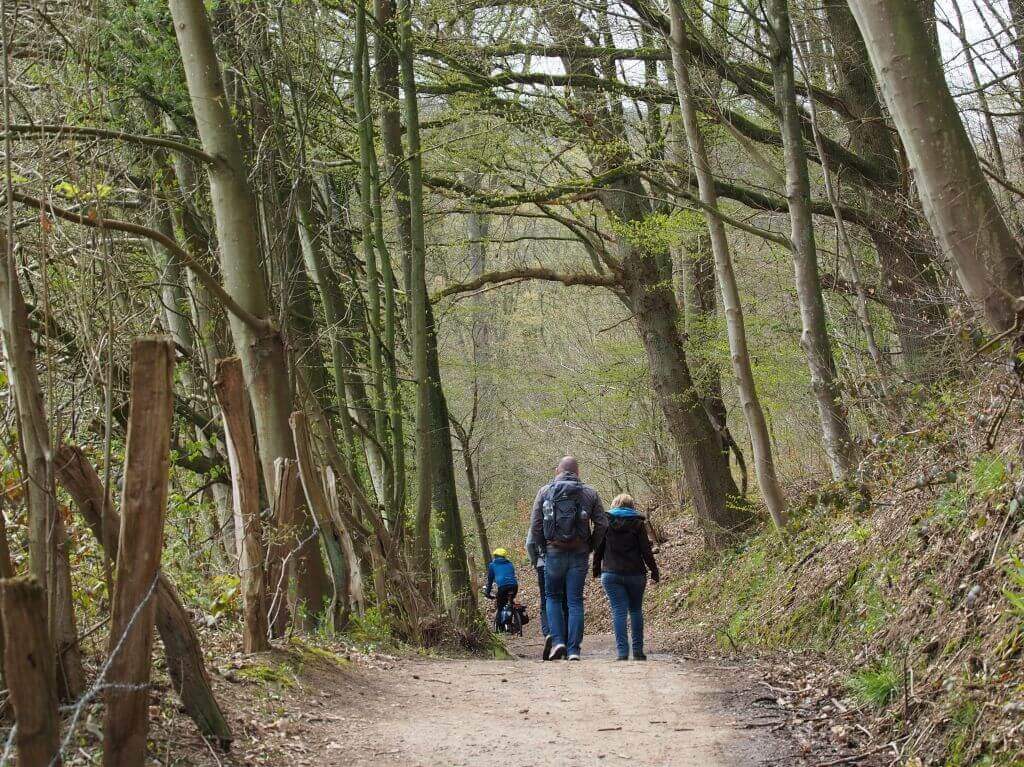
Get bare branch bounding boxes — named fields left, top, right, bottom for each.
left=9, top=191, right=273, bottom=335
left=3, top=124, right=217, bottom=165
left=432, top=267, right=619, bottom=302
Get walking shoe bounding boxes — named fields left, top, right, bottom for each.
left=550, top=643, right=567, bottom=660
left=542, top=635, right=553, bottom=661
left=616, top=655, right=628, bottom=661
left=567, top=654, right=581, bottom=661
left=633, top=652, right=647, bottom=661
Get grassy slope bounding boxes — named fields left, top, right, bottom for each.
left=649, top=372, right=1024, bottom=766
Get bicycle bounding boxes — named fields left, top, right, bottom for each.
left=484, top=590, right=524, bottom=636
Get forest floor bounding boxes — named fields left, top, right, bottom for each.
left=141, top=630, right=842, bottom=766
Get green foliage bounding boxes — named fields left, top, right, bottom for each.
left=971, top=453, right=1008, bottom=497
left=346, top=606, right=394, bottom=648
left=845, top=656, right=901, bottom=708
left=609, top=210, right=702, bottom=257
left=934, top=485, right=968, bottom=526
left=288, top=637, right=352, bottom=667
left=236, top=662, right=299, bottom=689
left=944, top=699, right=982, bottom=767
left=1001, top=553, right=1024, bottom=619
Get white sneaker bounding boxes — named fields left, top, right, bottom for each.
left=568, top=654, right=581, bottom=661
left=550, top=643, right=567, bottom=660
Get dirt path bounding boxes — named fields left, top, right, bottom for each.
left=318, top=635, right=792, bottom=766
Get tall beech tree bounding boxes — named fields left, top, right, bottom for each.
left=847, top=0, right=1024, bottom=339
left=669, top=0, right=787, bottom=530
left=167, top=0, right=331, bottom=623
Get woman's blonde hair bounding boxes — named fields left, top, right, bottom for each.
left=611, top=493, right=636, bottom=510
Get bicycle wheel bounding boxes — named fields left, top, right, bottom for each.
left=509, top=608, right=522, bottom=637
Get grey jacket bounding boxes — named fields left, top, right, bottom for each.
left=528, top=472, right=608, bottom=554
left=525, top=527, right=544, bottom=569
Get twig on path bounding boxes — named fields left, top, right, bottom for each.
left=813, top=741, right=895, bottom=767
left=597, top=726, right=622, bottom=732
left=410, top=675, right=452, bottom=684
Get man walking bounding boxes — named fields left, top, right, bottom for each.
left=529, top=456, right=607, bottom=661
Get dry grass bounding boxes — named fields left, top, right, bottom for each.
left=642, top=368, right=1024, bottom=765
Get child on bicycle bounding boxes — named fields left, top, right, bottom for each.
left=485, top=548, right=519, bottom=629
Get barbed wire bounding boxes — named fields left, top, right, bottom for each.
left=0, top=571, right=160, bottom=767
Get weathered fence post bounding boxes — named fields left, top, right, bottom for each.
left=54, top=443, right=232, bottom=748
left=267, top=458, right=298, bottom=637
left=214, top=356, right=270, bottom=653
left=0, top=503, right=14, bottom=712
left=103, top=337, right=174, bottom=767
left=324, top=467, right=365, bottom=616
left=290, top=411, right=349, bottom=630
left=0, top=577, right=61, bottom=766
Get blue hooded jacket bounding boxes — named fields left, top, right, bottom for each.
left=486, top=556, right=518, bottom=593
left=608, top=506, right=643, bottom=518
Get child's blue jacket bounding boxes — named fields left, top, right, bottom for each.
left=486, top=556, right=518, bottom=592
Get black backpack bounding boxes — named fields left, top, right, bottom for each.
left=542, top=479, right=590, bottom=546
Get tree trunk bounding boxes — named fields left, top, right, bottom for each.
left=541, top=3, right=752, bottom=544
left=0, top=231, right=86, bottom=700
left=669, top=0, right=788, bottom=530
left=374, top=0, right=413, bottom=294
left=214, top=357, right=270, bottom=653
left=103, top=337, right=174, bottom=767
left=846, top=0, right=1024, bottom=336
left=666, top=119, right=728, bottom=434
left=295, top=185, right=388, bottom=503
left=426, top=304, right=476, bottom=615
left=0, top=577, right=61, bottom=767
left=621, top=245, right=752, bottom=543
left=168, top=0, right=330, bottom=621
left=452, top=419, right=491, bottom=565
left=768, top=0, right=856, bottom=479
left=353, top=0, right=397, bottom=520
left=1009, top=0, right=1024, bottom=179
left=822, top=0, right=948, bottom=370
left=395, top=0, right=435, bottom=584
left=54, top=444, right=232, bottom=748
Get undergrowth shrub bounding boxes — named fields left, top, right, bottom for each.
left=845, top=656, right=901, bottom=708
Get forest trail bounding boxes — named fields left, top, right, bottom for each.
left=318, top=634, right=790, bottom=766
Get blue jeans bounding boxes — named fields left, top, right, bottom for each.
left=601, top=572, right=647, bottom=658
left=545, top=549, right=589, bottom=656
left=536, top=565, right=568, bottom=638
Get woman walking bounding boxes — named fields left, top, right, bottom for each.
left=593, top=494, right=660, bottom=661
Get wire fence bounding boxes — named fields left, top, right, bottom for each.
left=0, top=572, right=159, bottom=767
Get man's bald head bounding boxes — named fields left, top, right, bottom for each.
left=557, top=456, right=579, bottom=476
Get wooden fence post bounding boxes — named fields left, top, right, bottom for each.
left=0, top=577, right=61, bottom=766
left=54, top=443, right=232, bottom=748
left=267, top=458, right=298, bottom=638
left=0, top=502, right=14, bottom=712
left=214, top=357, right=270, bottom=653
left=290, top=411, right=349, bottom=630
left=103, top=337, right=174, bottom=767
left=324, top=467, right=365, bottom=616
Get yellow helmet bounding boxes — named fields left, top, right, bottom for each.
left=492, top=548, right=509, bottom=559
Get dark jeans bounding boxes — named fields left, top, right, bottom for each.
left=536, top=565, right=568, bottom=638
left=545, top=549, right=589, bottom=656
left=601, top=572, right=646, bottom=658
